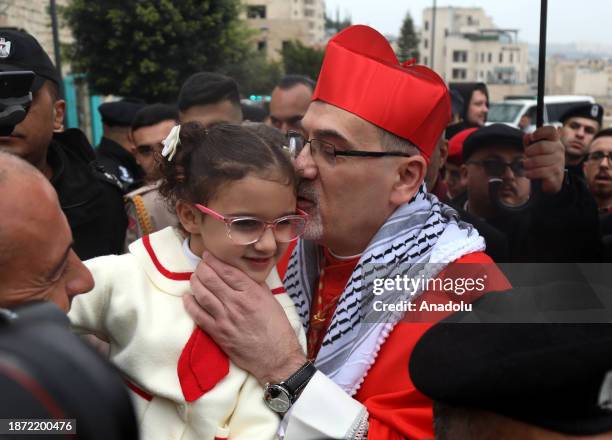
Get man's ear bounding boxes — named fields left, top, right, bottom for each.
left=176, top=200, right=201, bottom=235
left=52, top=99, right=66, bottom=132
left=389, top=156, right=428, bottom=206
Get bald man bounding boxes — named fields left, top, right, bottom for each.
left=0, top=152, right=93, bottom=311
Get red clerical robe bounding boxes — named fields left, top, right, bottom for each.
left=279, top=245, right=510, bottom=439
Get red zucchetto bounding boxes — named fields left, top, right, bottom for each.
left=313, top=25, right=451, bottom=159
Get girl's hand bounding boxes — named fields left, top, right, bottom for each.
left=184, top=252, right=306, bottom=386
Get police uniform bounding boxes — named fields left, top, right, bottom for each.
left=124, top=180, right=178, bottom=250
left=97, top=99, right=146, bottom=192
left=0, top=29, right=128, bottom=261
left=50, top=129, right=128, bottom=260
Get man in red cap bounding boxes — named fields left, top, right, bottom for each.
left=183, top=25, right=564, bottom=438
left=445, top=127, right=478, bottom=205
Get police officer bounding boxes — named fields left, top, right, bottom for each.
left=97, top=98, right=146, bottom=191
left=0, top=29, right=127, bottom=260
left=559, top=103, right=604, bottom=178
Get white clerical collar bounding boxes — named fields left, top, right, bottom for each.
left=182, top=238, right=201, bottom=270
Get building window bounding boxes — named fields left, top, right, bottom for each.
left=282, top=40, right=290, bottom=51
left=424, top=56, right=428, bottom=65
left=424, top=21, right=429, bottom=31
left=452, top=68, right=467, bottom=80
left=488, top=53, right=492, bottom=63
left=304, top=8, right=314, bottom=17
left=444, top=28, right=449, bottom=37
left=510, top=53, right=514, bottom=63
left=424, top=39, right=428, bottom=49
left=467, top=15, right=473, bottom=25
left=499, top=52, right=503, bottom=63
left=480, top=53, right=484, bottom=63
left=257, top=40, right=267, bottom=52
left=452, top=50, right=467, bottom=63
left=309, top=21, right=315, bottom=29
left=247, top=5, right=266, bottom=19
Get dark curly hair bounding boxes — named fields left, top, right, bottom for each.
left=158, top=122, right=296, bottom=213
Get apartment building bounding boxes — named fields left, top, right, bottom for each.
left=241, top=0, right=326, bottom=61
left=0, top=0, right=71, bottom=68
left=420, top=7, right=528, bottom=86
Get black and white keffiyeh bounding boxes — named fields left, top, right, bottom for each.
left=284, top=186, right=485, bottom=395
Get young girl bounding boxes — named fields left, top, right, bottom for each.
left=69, top=122, right=307, bottom=440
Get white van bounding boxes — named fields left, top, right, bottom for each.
left=487, top=95, right=595, bottom=131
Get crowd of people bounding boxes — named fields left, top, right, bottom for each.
left=1, top=24, right=612, bottom=440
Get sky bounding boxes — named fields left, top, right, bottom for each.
left=324, top=0, right=610, bottom=46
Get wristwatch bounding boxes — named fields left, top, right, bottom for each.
left=263, top=361, right=317, bottom=413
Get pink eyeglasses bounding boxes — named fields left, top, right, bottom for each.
left=195, top=204, right=309, bottom=245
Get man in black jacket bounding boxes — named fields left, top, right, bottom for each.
left=97, top=98, right=146, bottom=191
left=0, top=29, right=127, bottom=260
left=459, top=123, right=602, bottom=262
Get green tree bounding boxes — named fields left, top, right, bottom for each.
left=281, top=40, right=325, bottom=81
left=397, top=11, right=420, bottom=63
left=325, top=6, right=351, bottom=33
left=219, top=52, right=283, bottom=96
left=63, top=0, right=250, bottom=102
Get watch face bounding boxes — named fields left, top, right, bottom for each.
left=264, top=384, right=292, bottom=413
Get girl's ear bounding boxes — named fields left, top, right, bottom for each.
left=176, top=200, right=200, bottom=234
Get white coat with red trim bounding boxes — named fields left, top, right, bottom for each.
left=69, top=226, right=306, bottom=440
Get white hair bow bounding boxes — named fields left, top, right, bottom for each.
left=161, top=125, right=181, bottom=161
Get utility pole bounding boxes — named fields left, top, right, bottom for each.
left=430, top=0, right=437, bottom=70
left=49, top=0, right=63, bottom=96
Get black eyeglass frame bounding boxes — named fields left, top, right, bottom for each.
left=285, top=130, right=412, bottom=160
left=586, top=151, right=612, bottom=163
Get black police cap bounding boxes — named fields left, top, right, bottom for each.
left=178, top=72, right=239, bottom=111
left=462, top=123, right=524, bottom=162
left=0, top=28, right=61, bottom=91
left=560, top=103, right=604, bottom=126
left=410, top=275, right=612, bottom=436
left=99, top=98, right=146, bottom=127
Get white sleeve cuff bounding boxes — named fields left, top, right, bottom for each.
left=281, top=371, right=368, bottom=439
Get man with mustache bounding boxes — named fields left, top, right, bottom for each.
left=182, top=25, right=575, bottom=438
left=585, top=129, right=612, bottom=213
left=559, top=103, right=604, bottom=178
left=461, top=124, right=602, bottom=262
left=583, top=128, right=612, bottom=259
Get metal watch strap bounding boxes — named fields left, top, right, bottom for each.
left=282, top=361, right=317, bottom=400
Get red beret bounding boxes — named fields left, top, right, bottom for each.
left=448, top=127, right=479, bottom=165
left=313, top=25, right=451, bottom=159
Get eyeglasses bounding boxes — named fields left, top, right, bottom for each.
left=587, top=151, right=612, bottom=163
left=467, top=158, right=525, bottom=177
left=194, top=204, right=308, bottom=245
left=285, top=131, right=412, bottom=164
